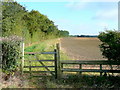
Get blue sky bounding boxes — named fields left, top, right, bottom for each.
left=17, top=1, right=118, bottom=35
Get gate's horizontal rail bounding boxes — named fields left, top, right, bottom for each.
left=24, top=71, right=55, bottom=73
left=32, top=75, right=52, bottom=77
left=24, top=60, right=55, bottom=62
left=25, top=52, right=56, bottom=55
left=62, top=68, right=120, bottom=73
left=24, top=66, right=55, bottom=68
left=25, top=52, right=40, bottom=55
left=41, top=52, right=56, bottom=54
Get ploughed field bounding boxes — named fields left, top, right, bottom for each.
left=60, top=37, right=105, bottom=60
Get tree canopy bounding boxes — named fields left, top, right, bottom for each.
left=2, top=1, right=69, bottom=44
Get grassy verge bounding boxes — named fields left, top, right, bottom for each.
left=23, top=38, right=70, bottom=75
left=24, top=38, right=70, bottom=60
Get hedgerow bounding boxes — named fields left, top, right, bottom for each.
left=1, top=36, right=22, bottom=74
left=98, top=30, right=120, bottom=65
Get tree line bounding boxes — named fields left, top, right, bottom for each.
left=70, top=35, right=98, bottom=37
left=2, top=1, right=69, bottom=44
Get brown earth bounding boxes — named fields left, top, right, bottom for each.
left=60, top=37, right=105, bottom=60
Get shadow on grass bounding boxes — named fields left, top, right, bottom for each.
left=27, top=74, right=120, bottom=88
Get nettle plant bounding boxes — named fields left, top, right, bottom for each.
left=1, top=36, right=22, bottom=75
left=98, top=30, right=120, bottom=65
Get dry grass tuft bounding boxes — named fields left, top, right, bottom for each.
left=0, top=72, right=29, bottom=88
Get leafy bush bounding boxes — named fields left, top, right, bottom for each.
left=98, top=30, right=120, bottom=64
left=1, top=36, right=22, bottom=74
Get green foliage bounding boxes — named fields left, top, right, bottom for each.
left=2, top=1, right=26, bottom=37
left=2, top=1, right=69, bottom=45
left=58, top=30, right=69, bottom=37
left=1, top=1, right=70, bottom=75
left=1, top=36, right=21, bottom=74
left=98, top=30, right=120, bottom=64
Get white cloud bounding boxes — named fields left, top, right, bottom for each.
left=93, top=9, right=118, bottom=21
left=97, top=22, right=109, bottom=29
left=65, top=2, right=87, bottom=10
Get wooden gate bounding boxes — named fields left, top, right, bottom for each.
left=22, top=44, right=60, bottom=79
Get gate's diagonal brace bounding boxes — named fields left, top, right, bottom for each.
left=35, top=56, right=55, bottom=76
left=38, top=61, right=55, bottom=76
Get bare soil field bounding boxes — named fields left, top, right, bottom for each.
left=60, top=37, right=105, bottom=60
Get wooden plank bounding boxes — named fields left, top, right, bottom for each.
left=41, top=52, right=56, bottom=54
left=25, top=51, right=56, bottom=55
left=24, top=60, right=55, bottom=62
left=54, top=49, right=58, bottom=79
left=100, top=64, right=103, bottom=76
left=79, top=64, right=82, bottom=75
left=24, top=71, right=55, bottom=73
left=29, top=60, right=32, bottom=76
left=61, top=63, right=63, bottom=73
left=21, top=42, right=24, bottom=75
left=61, top=60, right=119, bottom=65
left=61, top=60, right=107, bottom=62
left=61, top=62, right=108, bottom=65
left=61, top=60, right=107, bottom=64
left=25, top=52, right=40, bottom=55
left=56, top=43, right=61, bottom=79
left=62, top=68, right=102, bottom=72
left=24, top=66, right=55, bottom=68
left=107, top=70, right=120, bottom=73
left=32, top=75, right=52, bottom=77
left=61, top=60, right=120, bottom=64
left=62, top=68, right=120, bottom=73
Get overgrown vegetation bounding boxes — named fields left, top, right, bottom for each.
left=98, top=30, right=120, bottom=65
left=27, top=74, right=120, bottom=88
left=1, top=36, right=22, bottom=75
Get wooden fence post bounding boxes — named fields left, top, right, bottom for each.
left=54, top=49, right=58, bottom=79
left=100, top=64, right=102, bottom=76
left=54, top=43, right=61, bottom=79
left=21, top=42, right=24, bottom=75
left=29, top=60, right=32, bottom=77
left=79, top=64, right=82, bottom=75
left=56, top=43, right=61, bottom=79
left=61, top=63, right=63, bottom=73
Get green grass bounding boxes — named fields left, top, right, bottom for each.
left=24, top=38, right=69, bottom=72
left=25, top=39, right=58, bottom=52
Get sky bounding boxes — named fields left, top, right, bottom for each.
left=16, top=0, right=119, bottom=35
